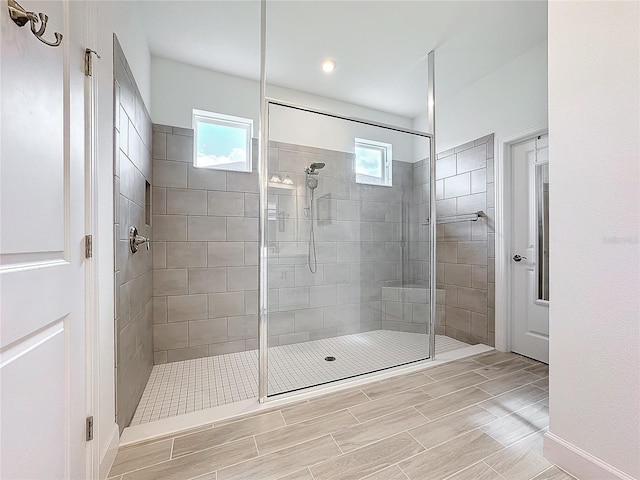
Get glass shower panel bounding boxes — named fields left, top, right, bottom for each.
left=265, top=103, right=432, bottom=396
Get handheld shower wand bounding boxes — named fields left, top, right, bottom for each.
left=305, top=162, right=325, bottom=273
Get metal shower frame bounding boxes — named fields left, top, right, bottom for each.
left=258, top=1, right=437, bottom=403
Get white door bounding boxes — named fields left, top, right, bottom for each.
left=1, top=1, right=88, bottom=478
left=510, top=134, right=549, bottom=363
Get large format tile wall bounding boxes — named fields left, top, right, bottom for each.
left=434, top=134, right=495, bottom=346
left=149, top=132, right=495, bottom=362
left=150, top=131, right=434, bottom=363
left=113, top=36, right=154, bottom=430
left=151, top=126, right=260, bottom=363
left=267, top=141, right=421, bottom=341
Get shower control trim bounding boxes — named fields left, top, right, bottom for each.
left=129, top=226, right=150, bottom=253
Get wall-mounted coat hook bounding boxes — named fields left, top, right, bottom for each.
left=8, top=0, right=63, bottom=47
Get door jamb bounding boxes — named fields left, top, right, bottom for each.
left=494, top=124, right=548, bottom=352
left=84, top=0, right=100, bottom=476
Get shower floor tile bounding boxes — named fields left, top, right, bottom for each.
left=130, top=332, right=468, bottom=426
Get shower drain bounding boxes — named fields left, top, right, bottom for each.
left=324, top=356, right=336, bottom=362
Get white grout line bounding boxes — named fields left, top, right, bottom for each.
left=121, top=341, right=493, bottom=445
left=484, top=461, right=511, bottom=480
left=329, top=433, right=345, bottom=455
left=130, top=332, right=470, bottom=427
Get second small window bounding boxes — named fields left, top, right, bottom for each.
left=355, top=138, right=392, bottom=186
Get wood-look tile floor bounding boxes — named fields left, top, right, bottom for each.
left=109, top=350, right=576, bottom=480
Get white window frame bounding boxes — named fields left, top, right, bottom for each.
left=355, top=138, right=393, bottom=186
left=192, top=109, right=253, bottom=172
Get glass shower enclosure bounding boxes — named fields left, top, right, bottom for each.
left=259, top=101, right=437, bottom=399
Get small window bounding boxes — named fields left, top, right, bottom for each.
left=193, top=109, right=253, bottom=172
left=355, top=138, right=392, bottom=186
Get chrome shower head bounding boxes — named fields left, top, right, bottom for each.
left=305, top=162, right=325, bottom=174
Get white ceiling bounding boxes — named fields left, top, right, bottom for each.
left=136, top=1, right=547, bottom=119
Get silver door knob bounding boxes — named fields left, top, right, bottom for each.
left=513, top=254, right=527, bottom=262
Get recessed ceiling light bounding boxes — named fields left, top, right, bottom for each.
left=322, top=58, right=336, bottom=73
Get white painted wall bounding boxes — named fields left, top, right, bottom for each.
left=545, top=2, right=639, bottom=479
left=269, top=104, right=419, bottom=161
left=150, top=57, right=417, bottom=159
left=413, top=40, right=548, bottom=157
left=95, top=2, right=151, bottom=476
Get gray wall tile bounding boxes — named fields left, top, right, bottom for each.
left=471, top=170, right=487, bottom=193
left=444, top=264, right=472, bottom=287
left=457, top=192, right=486, bottom=215
left=153, top=322, right=189, bottom=350
left=166, top=242, right=208, bottom=268
left=114, top=38, right=154, bottom=430
left=152, top=297, right=167, bottom=324
left=457, top=145, right=486, bottom=173
left=149, top=132, right=495, bottom=362
left=153, top=160, right=187, bottom=188
left=436, top=155, right=456, bottom=179
left=152, top=187, right=166, bottom=214
left=472, top=266, right=488, bottom=289
left=167, top=346, right=209, bottom=363
left=188, top=165, right=226, bottom=191
left=153, top=269, right=189, bottom=296
left=227, top=217, right=259, bottom=241
left=189, top=318, right=228, bottom=346
left=209, top=340, right=246, bottom=356
left=457, top=242, right=488, bottom=265
left=208, top=242, right=244, bottom=267
left=244, top=242, right=258, bottom=266
left=436, top=134, right=494, bottom=342
left=244, top=193, right=259, bottom=218
left=187, top=216, right=226, bottom=242
left=189, top=268, right=227, bottom=294
left=227, top=314, right=258, bottom=341
left=228, top=266, right=259, bottom=291
left=166, top=132, right=193, bottom=162
left=227, top=171, right=259, bottom=193
left=209, top=292, right=245, bottom=318
left=208, top=191, right=245, bottom=216
left=444, top=173, right=470, bottom=198
left=153, top=215, right=187, bottom=241
left=457, top=287, right=488, bottom=314
left=294, top=308, right=324, bottom=332
left=152, top=131, right=166, bottom=159
left=167, top=294, right=208, bottom=322
left=166, top=189, right=207, bottom=215
left=269, top=311, right=295, bottom=335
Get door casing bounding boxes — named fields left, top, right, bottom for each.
left=494, top=124, right=548, bottom=353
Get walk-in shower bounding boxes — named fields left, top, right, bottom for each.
left=116, top=0, right=467, bottom=434
left=260, top=98, right=438, bottom=399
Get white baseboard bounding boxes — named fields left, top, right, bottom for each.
left=544, top=431, right=637, bottom=480
left=99, top=424, right=120, bottom=480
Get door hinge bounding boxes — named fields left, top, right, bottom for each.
left=85, top=48, right=101, bottom=77
left=86, top=416, right=94, bottom=441
left=85, top=234, right=93, bottom=258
